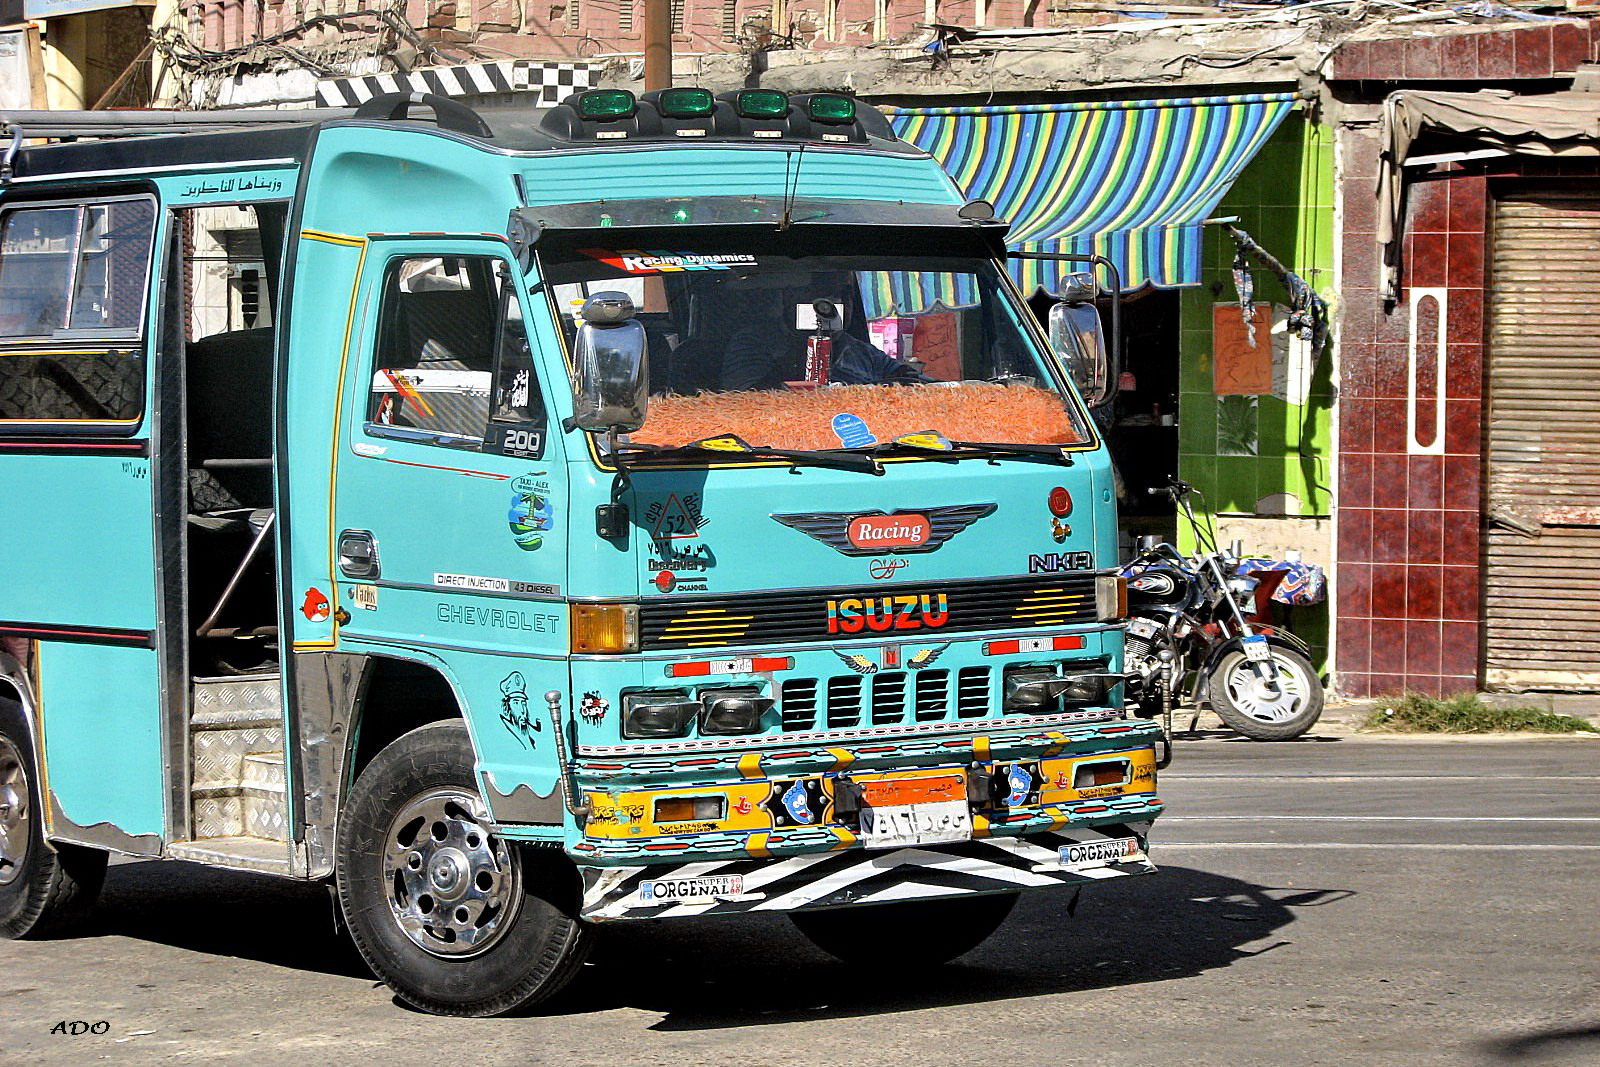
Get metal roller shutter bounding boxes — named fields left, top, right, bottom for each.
left=1484, top=191, right=1600, bottom=689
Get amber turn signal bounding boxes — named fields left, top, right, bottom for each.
left=570, top=603, right=640, bottom=654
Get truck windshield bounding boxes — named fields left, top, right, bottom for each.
left=541, top=244, right=1093, bottom=453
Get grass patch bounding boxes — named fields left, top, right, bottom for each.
left=1364, top=693, right=1599, bottom=734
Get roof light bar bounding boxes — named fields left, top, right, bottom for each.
left=577, top=89, right=637, bottom=120
left=807, top=94, right=857, bottom=125
left=656, top=87, right=716, bottom=118
left=734, top=89, right=789, bottom=120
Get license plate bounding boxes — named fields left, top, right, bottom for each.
left=1241, top=635, right=1272, bottom=662
left=1128, top=617, right=1160, bottom=639
left=1058, top=837, right=1144, bottom=871
left=859, top=800, right=972, bottom=849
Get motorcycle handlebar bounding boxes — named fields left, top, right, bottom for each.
left=1146, top=478, right=1194, bottom=499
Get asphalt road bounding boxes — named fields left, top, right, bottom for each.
left=3, top=732, right=1598, bottom=1066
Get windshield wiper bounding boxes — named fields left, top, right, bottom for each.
left=863, top=433, right=1074, bottom=466
left=614, top=434, right=883, bottom=475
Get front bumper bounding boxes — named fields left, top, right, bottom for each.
left=579, top=822, right=1155, bottom=921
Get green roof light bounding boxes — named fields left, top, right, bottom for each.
left=734, top=89, right=789, bottom=120
left=808, top=94, right=856, bottom=125
left=576, top=89, right=636, bottom=120
left=657, top=87, right=715, bottom=118
left=671, top=205, right=692, bottom=224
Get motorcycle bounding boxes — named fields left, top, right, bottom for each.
left=1121, top=478, right=1325, bottom=741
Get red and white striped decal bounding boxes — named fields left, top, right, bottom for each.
left=982, top=635, right=1086, bottom=656
left=666, top=656, right=794, bottom=678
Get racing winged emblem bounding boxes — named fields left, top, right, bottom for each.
left=907, top=644, right=950, bottom=670
left=834, top=651, right=879, bottom=676
left=771, top=504, right=997, bottom=556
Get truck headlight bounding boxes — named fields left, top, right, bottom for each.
left=1004, top=665, right=1108, bottom=712
left=1003, top=666, right=1062, bottom=712
left=698, top=687, right=774, bottom=735
left=622, top=690, right=699, bottom=738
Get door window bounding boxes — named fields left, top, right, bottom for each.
left=364, top=255, right=545, bottom=456
left=0, top=196, right=156, bottom=426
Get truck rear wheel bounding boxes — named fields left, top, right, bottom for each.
left=790, top=892, right=1017, bottom=965
left=335, top=721, right=589, bottom=1016
left=0, top=696, right=106, bottom=939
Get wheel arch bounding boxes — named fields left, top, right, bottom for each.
left=300, top=651, right=472, bottom=881
left=0, top=651, right=55, bottom=856
left=347, top=653, right=469, bottom=787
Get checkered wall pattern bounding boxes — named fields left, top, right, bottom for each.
left=316, top=61, right=593, bottom=108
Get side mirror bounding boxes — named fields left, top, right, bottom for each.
left=569, top=292, right=648, bottom=434
left=1057, top=270, right=1097, bottom=304
left=1049, top=300, right=1116, bottom=409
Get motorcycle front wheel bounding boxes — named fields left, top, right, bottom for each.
left=1208, top=646, right=1324, bottom=741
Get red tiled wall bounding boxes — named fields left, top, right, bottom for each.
left=1325, top=19, right=1596, bottom=82
left=1335, top=139, right=1486, bottom=698
left=1336, top=135, right=1600, bottom=697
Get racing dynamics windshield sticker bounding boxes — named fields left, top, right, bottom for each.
left=578, top=249, right=758, bottom=274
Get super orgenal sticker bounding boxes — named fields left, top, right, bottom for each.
left=638, top=874, right=747, bottom=903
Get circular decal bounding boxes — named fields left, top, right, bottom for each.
left=1130, top=572, right=1176, bottom=595
left=1048, top=487, right=1073, bottom=517
left=654, top=570, right=677, bottom=593
left=301, top=587, right=330, bottom=623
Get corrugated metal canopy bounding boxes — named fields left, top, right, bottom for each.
left=888, top=93, right=1301, bottom=294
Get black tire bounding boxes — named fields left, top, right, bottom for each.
left=790, top=892, right=1018, bottom=965
left=0, top=695, right=107, bottom=939
left=335, top=720, right=590, bottom=1016
left=1209, top=645, right=1325, bottom=741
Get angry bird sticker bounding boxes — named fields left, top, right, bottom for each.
left=301, top=587, right=330, bottom=623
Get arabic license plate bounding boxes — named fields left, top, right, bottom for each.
left=859, top=801, right=972, bottom=849
left=1058, top=837, right=1144, bottom=872
left=1241, top=635, right=1272, bottom=663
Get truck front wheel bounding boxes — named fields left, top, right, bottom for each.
left=790, top=892, right=1018, bottom=965
left=335, top=721, right=589, bottom=1016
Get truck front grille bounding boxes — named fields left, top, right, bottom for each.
left=779, top=665, right=996, bottom=732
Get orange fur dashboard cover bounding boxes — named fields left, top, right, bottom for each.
left=631, top=384, right=1086, bottom=452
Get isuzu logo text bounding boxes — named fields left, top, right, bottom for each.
left=826, top=593, right=950, bottom=634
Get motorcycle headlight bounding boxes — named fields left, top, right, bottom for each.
left=1227, top=575, right=1258, bottom=611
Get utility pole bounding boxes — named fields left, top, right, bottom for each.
left=643, top=0, right=672, bottom=90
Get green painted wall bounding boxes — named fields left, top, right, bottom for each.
left=1176, top=114, right=1336, bottom=666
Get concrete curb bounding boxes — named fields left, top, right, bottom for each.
left=1171, top=696, right=1600, bottom=740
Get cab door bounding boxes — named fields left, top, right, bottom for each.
left=328, top=240, right=570, bottom=786
left=0, top=194, right=168, bottom=848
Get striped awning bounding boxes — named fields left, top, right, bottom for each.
left=888, top=93, right=1301, bottom=294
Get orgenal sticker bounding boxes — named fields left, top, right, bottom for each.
left=638, top=875, right=746, bottom=902
left=1058, top=838, right=1142, bottom=871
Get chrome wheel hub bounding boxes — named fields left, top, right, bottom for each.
left=0, top=734, right=30, bottom=889
left=382, top=787, right=520, bottom=957
left=1224, top=655, right=1309, bottom=724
